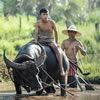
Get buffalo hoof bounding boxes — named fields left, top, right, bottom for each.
left=61, top=90, right=67, bottom=96
left=61, top=93, right=67, bottom=96
left=45, top=86, right=56, bottom=94
left=36, top=91, right=43, bottom=96
left=36, top=89, right=47, bottom=96
left=56, top=93, right=67, bottom=96
left=36, top=92, right=47, bottom=96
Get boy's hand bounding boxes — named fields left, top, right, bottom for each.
left=75, top=45, right=86, bottom=56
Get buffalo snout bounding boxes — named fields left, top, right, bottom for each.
left=31, top=75, right=43, bottom=91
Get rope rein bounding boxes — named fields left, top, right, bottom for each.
left=40, top=67, right=74, bottom=96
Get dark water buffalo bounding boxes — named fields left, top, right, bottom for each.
left=3, top=41, right=69, bottom=96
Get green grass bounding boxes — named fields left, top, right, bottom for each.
left=0, top=15, right=36, bottom=40
left=78, top=53, right=100, bottom=83
left=0, top=15, right=36, bottom=56
left=0, top=15, right=100, bottom=83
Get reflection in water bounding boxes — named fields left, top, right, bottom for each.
left=78, top=91, right=100, bottom=100
left=0, top=90, right=100, bottom=100
left=0, top=85, right=100, bottom=100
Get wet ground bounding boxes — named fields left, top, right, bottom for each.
left=0, top=82, right=100, bottom=100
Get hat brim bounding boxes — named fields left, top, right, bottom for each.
left=62, top=30, right=81, bottom=36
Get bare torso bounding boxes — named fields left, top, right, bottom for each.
left=38, top=20, right=54, bottom=34
left=62, top=39, right=82, bottom=63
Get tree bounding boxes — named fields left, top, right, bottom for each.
left=34, top=0, right=57, bottom=20
left=19, top=0, right=35, bottom=16
left=88, top=0, right=98, bottom=12
left=3, top=0, right=18, bottom=16
left=60, top=0, right=79, bottom=27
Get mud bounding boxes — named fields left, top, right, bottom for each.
left=0, top=82, right=100, bottom=100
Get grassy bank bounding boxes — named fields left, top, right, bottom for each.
left=0, top=15, right=100, bottom=84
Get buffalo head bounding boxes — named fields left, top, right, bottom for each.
left=3, top=42, right=46, bottom=93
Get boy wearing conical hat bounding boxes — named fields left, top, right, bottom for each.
left=61, top=25, right=86, bottom=88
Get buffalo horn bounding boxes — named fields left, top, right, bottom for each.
left=3, top=50, right=26, bottom=70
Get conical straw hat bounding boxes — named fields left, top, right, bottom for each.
left=62, top=25, right=81, bottom=36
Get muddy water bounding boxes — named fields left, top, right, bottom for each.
left=0, top=83, right=100, bottom=100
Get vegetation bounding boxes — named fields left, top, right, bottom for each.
left=0, top=0, right=100, bottom=84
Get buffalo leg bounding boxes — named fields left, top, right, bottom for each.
left=45, top=85, right=56, bottom=94
left=36, top=89, right=44, bottom=95
left=14, top=82, right=22, bottom=95
left=59, top=75, right=67, bottom=96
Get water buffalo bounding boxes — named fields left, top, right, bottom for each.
left=3, top=41, right=69, bottom=96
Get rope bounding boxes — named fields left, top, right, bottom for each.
left=68, top=80, right=76, bottom=85
left=40, top=67, right=58, bottom=85
left=40, top=67, right=74, bottom=96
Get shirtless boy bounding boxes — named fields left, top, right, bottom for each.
left=61, top=25, right=86, bottom=88
left=34, top=8, right=64, bottom=76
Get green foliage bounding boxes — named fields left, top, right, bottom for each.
left=0, top=40, right=15, bottom=56
left=0, top=15, right=36, bottom=57
left=0, top=15, right=36, bottom=40
left=3, top=0, right=18, bottom=15
left=0, top=15, right=99, bottom=83
left=0, top=0, right=100, bottom=83
left=94, top=32, right=100, bottom=42
left=50, top=8, right=64, bottom=22
left=0, top=1, right=3, bottom=13
left=78, top=54, right=100, bottom=84
left=86, top=9, right=100, bottom=23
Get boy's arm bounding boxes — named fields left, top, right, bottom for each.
left=77, top=42, right=86, bottom=56
left=34, top=22, right=39, bottom=42
left=51, top=21, right=58, bottom=44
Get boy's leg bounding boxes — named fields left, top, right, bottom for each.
left=68, top=63, right=78, bottom=88
left=68, top=76, right=77, bottom=88
left=48, top=42, right=65, bottom=76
